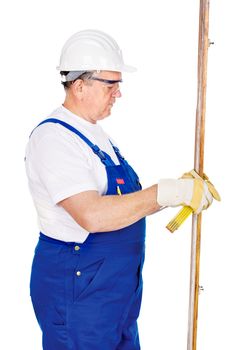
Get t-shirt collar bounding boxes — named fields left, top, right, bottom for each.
left=60, top=105, right=101, bottom=131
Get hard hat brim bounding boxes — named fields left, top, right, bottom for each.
left=121, top=64, right=137, bottom=73
left=56, top=64, right=137, bottom=73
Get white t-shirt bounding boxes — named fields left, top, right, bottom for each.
left=25, top=106, right=120, bottom=243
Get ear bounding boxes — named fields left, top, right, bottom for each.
left=72, top=79, right=84, bottom=97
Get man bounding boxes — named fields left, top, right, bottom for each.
left=25, top=29, right=215, bottom=350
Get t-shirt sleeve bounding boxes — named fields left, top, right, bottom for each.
left=32, top=132, right=98, bottom=204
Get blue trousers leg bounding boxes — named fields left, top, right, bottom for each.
left=30, top=238, right=144, bottom=350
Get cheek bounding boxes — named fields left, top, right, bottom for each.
left=88, top=93, right=109, bottom=116
left=96, top=93, right=110, bottom=109
left=91, top=90, right=105, bottom=102
left=87, top=91, right=101, bottom=107
left=86, top=88, right=111, bottom=114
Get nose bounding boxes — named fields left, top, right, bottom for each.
left=112, top=88, right=122, bottom=98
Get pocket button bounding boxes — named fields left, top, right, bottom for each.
left=76, top=271, right=81, bottom=277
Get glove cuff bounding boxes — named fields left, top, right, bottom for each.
left=157, top=179, right=193, bottom=207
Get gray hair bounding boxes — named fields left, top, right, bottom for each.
left=60, top=71, right=98, bottom=89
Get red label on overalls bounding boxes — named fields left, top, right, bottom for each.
left=116, top=178, right=125, bottom=184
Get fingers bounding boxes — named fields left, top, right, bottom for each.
left=181, top=169, right=221, bottom=203
left=202, top=181, right=213, bottom=209
left=194, top=183, right=213, bottom=214
left=206, top=180, right=221, bottom=201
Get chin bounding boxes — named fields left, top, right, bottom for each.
left=98, top=111, right=111, bottom=120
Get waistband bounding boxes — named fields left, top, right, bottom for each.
left=39, top=232, right=145, bottom=256
left=39, top=232, right=79, bottom=246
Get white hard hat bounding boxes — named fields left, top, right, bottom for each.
left=57, top=29, right=136, bottom=73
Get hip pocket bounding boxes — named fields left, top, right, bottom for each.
left=73, top=257, right=105, bottom=302
left=135, top=252, right=145, bottom=295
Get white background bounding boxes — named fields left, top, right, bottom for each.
left=1, top=0, right=232, bottom=349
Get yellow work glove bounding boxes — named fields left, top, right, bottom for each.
left=181, top=169, right=221, bottom=202
left=157, top=177, right=213, bottom=214
left=165, top=170, right=220, bottom=233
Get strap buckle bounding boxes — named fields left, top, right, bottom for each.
left=92, top=145, right=107, bottom=161
left=112, top=145, right=125, bottom=160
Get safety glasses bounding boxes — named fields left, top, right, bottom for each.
left=88, top=77, right=123, bottom=85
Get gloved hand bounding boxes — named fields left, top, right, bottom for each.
left=181, top=170, right=221, bottom=201
left=157, top=178, right=213, bottom=214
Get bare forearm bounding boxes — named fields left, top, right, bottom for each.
left=91, top=185, right=159, bottom=231
left=60, top=185, right=160, bottom=232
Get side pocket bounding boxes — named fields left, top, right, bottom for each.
left=135, top=252, right=145, bottom=295
left=30, top=240, right=67, bottom=327
left=53, top=306, right=66, bottom=326
left=73, top=258, right=105, bottom=302
left=31, top=300, right=66, bottom=327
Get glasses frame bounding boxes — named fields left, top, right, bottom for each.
left=88, top=77, right=123, bottom=85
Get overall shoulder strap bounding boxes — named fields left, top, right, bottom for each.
left=109, top=140, right=128, bottom=165
left=31, top=118, right=115, bottom=166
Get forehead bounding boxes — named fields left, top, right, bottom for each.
left=97, top=70, right=122, bottom=80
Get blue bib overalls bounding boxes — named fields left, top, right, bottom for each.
left=30, top=119, right=146, bottom=350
